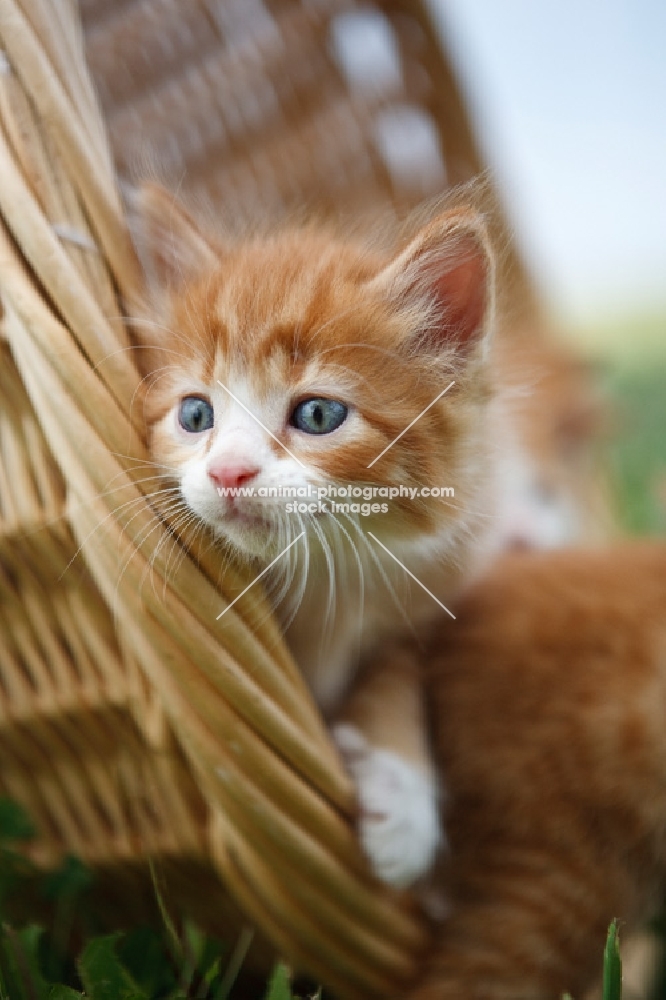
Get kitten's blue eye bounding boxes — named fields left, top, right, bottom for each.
left=290, top=398, right=348, bottom=435
left=179, top=396, right=214, bottom=433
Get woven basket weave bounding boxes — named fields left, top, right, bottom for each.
left=0, top=2, right=536, bottom=995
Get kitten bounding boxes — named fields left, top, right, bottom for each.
left=391, top=542, right=666, bottom=999
left=131, top=183, right=497, bottom=887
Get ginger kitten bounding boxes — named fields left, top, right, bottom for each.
left=131, top=184, right=497, bottom=887
left=397, top=542, right=666, bottom=999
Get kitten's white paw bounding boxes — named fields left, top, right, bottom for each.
left=333, top=723, right=443, bottom=889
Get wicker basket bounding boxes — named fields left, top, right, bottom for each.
left=0, top=2, right=536, bottom=995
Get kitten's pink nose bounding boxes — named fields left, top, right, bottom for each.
left=208, top=462, right=260, bottom=491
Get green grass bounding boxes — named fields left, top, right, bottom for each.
left=602, top=921, right=623, bottom=1000
left=608, top=364, right=666, bottom=535
left=0, top=799, right=309, bottom=1000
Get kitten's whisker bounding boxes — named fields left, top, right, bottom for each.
left=310, top=515, right=337, bottom=632
left=339, top=515, right=414, bottom=633
left=108, top=509, right=164, bottom=612
left=295, top=513, right=310, bottom=621
left=269, top=513, right=306, bottom=629
left=289, top=513, right=310, bottom=628
left=93, top=479, right=179, bottom=508
left=150, top=508, right=204, bottom=600
left=322, top=514, right=356, bottom=648
left=103, top=446, right=177, bottom=476
left=60, top=485, right=183, bottom=581
left=104, top=485, right=182, bottom=522
left=117, top=496, right=191, bottom=597
left=103, top=464, right=175, bottom=484
left=327, top=512, right=366, bottom=656
left=311, top=516, right=340, bottom=650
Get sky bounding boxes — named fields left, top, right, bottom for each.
left=429, top=0, right=666, bottom=327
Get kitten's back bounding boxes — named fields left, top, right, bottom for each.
left=412, top=543, right=666, bottom=1000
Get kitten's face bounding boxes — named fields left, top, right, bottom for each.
left=134, top=187, right=494, bottom=564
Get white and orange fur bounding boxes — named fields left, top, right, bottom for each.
left=130, top=185, right=615, bottom=893
left=131, top=184, right=499, bottom=887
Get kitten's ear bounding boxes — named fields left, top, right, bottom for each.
left=372, top=209, right=493, bottom=356
left=128, top=183, right=220, bottom=292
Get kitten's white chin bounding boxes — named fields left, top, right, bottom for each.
left=213, top=514, right=281, bottom=559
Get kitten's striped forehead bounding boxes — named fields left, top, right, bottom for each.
left=211, top=238, right=366, bottom=344
left=178, top=232, right=386, bottom=391
left=211, top=341, right=328, bottom=403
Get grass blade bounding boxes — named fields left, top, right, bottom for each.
left=602, top=920, right=622, bottom=1000
left=263, top=963, right=293, bottom=1000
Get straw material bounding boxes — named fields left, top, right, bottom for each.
left=0, top=1, right=537, bottom=995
